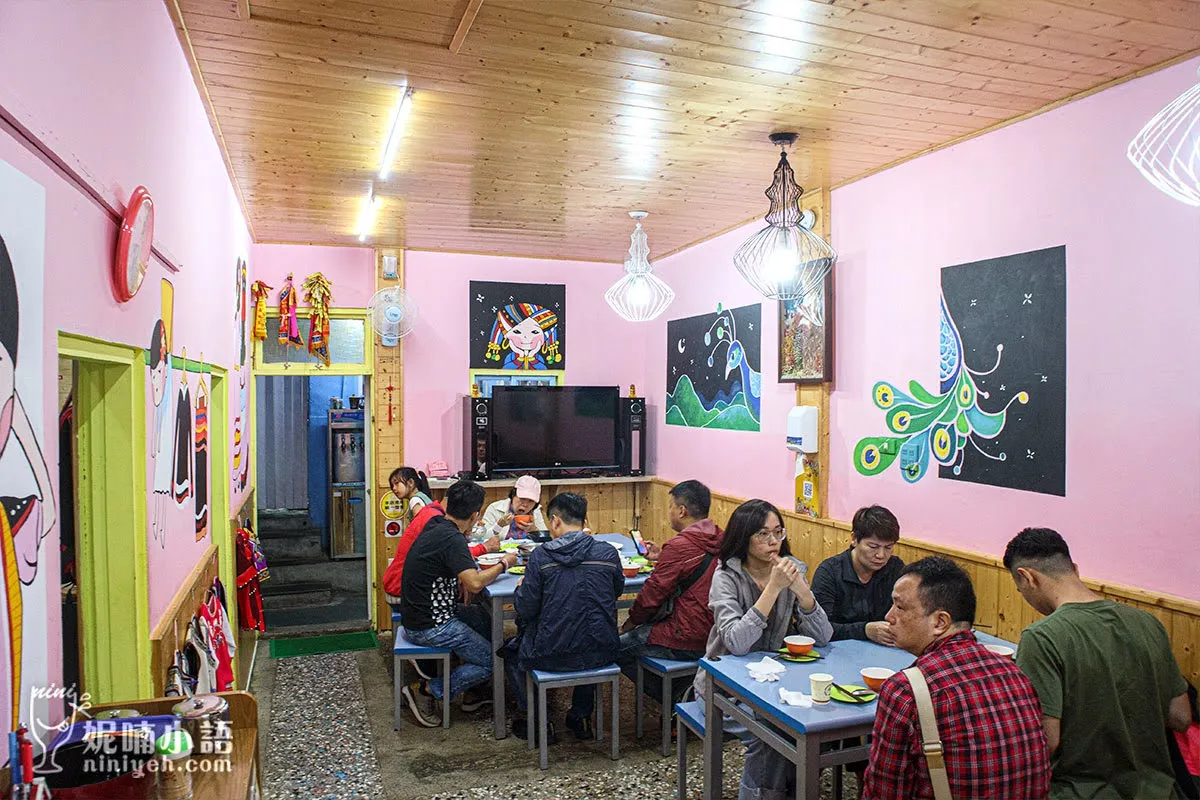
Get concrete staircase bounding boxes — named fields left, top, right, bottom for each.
left=258, top=509, right=371, bottom=635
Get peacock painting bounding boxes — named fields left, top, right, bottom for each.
left=666, top=303, right=762, bottom=432
left=854, top=246, right=1067, bottom=495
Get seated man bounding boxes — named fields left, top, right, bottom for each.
left=399, top=480, right=517, bottom=727
left=1005, top=528, right=1191, bottom=799
left=864, top=557, right=1050, bottom=800
left=811, top=505, right=904, bottom=643
left=506, top=492, right=623, bottom=742
left=617, top=479, right=722, bottom=705
left=481, top=474, right=548, bottom=540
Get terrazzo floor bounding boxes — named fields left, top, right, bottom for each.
left=258, top=648, right=862, bottom=800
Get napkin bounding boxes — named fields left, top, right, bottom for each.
left=746, top=656, right=787, bottom=683
left=778, top=688, right=812, bottom=707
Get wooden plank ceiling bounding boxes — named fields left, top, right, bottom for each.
left=169, top=0, right=1200, bottom=261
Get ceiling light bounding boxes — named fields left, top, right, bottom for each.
left=733, top=132, right=836, bottom=301
left=357, top=191, right=380, bottom=242
left=378, top=86, right=414, bottom=181
left=605, top=211, right=675, bottom=322
left=1128, top=66, right=1200, bottom=207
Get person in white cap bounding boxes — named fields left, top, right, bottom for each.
left=481, top=475, right=547, bottom=540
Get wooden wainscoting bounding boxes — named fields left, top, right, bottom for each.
left=148, top=545, right=222, bottom=697
left=644, top=478, right=1200, bottom=685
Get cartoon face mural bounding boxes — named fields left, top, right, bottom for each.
left=1, top=226, right=55, bottom=734
left=487, top=303, right=562, bottom=371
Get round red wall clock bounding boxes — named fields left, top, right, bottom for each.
left=112, top=185, right=154, bottom=302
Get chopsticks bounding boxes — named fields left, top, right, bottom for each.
left=829, top=681, right=875, bottom=703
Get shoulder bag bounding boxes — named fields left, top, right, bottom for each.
left=903, top=666, right=954, bottom=800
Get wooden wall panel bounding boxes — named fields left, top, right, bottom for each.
left=149, top=546, right=221, bottom=696
left=372, top=250, right=404, bottom=629
left=646, top=478, right=1200, bottom=685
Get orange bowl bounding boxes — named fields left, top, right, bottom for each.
left=784, top=635, right=815, bottom=655
left=860, top=667, right=895, bottom=691
left=514, top=514, right=533, bottom=526
left=622, top=565, right=639, bottom=578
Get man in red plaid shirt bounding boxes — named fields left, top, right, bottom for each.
left=863, top=557, right=1050, bottom=800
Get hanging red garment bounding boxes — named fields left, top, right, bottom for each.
left=198, top=591, right=234, bottom=691
left=235, top=528, right=266, bottom=632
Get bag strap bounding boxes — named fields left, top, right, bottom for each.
left=902, top=666, right=954, bottom=800
left=676, top=553, right=716, bottom=596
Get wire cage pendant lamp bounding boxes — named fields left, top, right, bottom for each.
left=734, top=133, right=837, bottom=301
left=1127, top=66, right=1200, bottom=207
left=605, top=211, right=675, bottom=322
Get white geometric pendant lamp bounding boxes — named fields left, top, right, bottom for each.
left=1128, top=66, right=1200, bottom=207
left=605, top=211, right=675, bottom=322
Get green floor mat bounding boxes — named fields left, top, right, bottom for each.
left=269, top=630, right=378, bottom=659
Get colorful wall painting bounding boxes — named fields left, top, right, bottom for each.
left=235, top=258, right=247, bottom=369
left=854, top=246, right=1066, bottom=495
left=665, top=303, right=762, bottom=432
left=469, top=281, right=566, bottom=371
left=0, top=159, right=51, bottom=734
left=232, top=372, right=249, bottom=495
left=779, top=273, right=833, bottom=383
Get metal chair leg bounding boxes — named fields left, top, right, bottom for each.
left=661, top=674, right=673, bottom=757
left=538, top=684, right=549, bottom=771
left=526, top=673, right=535, bottom=751
left=676, top=717, right=687, bottom=800
left=441, top=655, right=451, bottom=729
left=596, top=683, right=604, bottom=743
left=636, top=662, right=644, bottom=740
left=394, top=656, right=403, bottom=731
left=610, top=676, right=620, bottom=761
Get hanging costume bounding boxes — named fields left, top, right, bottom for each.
left=152, top=364, right=176, bottom=502
left=302, top=272, right=334, bottom=367
left=173, top=379, right=193, bottom=504
left=235, top=527, right=267, bottom=632
left=277, top=275, right=304, bottom=349
left=250, top=280, right=273, bottom=342
left=194, top=380, right=209, bottom=541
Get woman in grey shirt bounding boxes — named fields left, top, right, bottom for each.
left=693, top=499, right=832, bottom=800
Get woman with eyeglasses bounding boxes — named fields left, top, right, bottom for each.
left=694, top=499, right=832, bottom=800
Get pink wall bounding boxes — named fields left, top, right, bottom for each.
left=403, top=252, right=651, bottom=471
left=0, top=0, right=251, bottom=701
left=651, top=224, right=802, bottom=506
left=830, top=57, right=1200, bottom=601
left=251, top=244, right=376, bottom=309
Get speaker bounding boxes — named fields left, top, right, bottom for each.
left=619, top=397, right=647, bottom=476
left=463, top=396, right=492, bottom=479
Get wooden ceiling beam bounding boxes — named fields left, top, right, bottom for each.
left=450, top=0, right=483, bottom=54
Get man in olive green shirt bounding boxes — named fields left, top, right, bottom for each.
left=1005, top=528, right=1191, bottom=798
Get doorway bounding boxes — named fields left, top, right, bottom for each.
left=255, top=374, right=371, bottom=634
left=56, top=357, right=81, bottom=696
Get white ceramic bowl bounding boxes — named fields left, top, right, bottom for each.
left=985, top=644, right=1016, bottom=659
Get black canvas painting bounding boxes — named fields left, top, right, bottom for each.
left=665, top=303, right=762, bottom=431
left=469, top=281, right=566, bottom=371
left=938, top=246, right=1067, bottom=495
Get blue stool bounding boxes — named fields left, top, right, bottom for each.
left=525, top=664, right=620, bottom=770
left=393, top=625, right=451, bottom=731
left=636, top=656, right=699, bottom=756
left=674, top=700, right=706, bottom=800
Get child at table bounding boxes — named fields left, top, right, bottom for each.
left=693, top=498, right=832, bottom=800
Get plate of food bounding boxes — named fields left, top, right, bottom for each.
left=776, top=648, right=822, bottom=663
left=507, top=566, right=526, bottom=576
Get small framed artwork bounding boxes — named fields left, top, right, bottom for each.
left=778, top=273, right=833, bottom=384
left=470, top=370, right=560, bottom=398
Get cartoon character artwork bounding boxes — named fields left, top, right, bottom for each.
left=172, top=353, right=193, bottom=507
left=469, top=281, right=566, bottom=372
left=232, top=372, right=248, bottom=492
left=665, top=303, right=762, bottom=432
left=235, top=258, right=247, bottom=368
left=1, top=232, right=56, bottom=733
left=485, top=303, right=562, bottom=370
left=149, top=319, right=176, bottom=547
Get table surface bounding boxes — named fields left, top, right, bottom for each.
left=482, top=532, right=650, bottom=598
left=700, top=631, right=1016, bottom=735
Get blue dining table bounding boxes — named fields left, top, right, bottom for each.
left=700, top=631, right=1016, bottom=800
left=481, top=532, right=650, bottom=739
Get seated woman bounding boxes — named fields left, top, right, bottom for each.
left=694, top=499, right=832, bottom=800
left=810, top=505, right=904, bottom=644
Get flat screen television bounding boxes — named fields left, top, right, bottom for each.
left=490, top=385, right=619, bottom=475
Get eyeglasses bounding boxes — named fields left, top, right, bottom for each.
left=752, top=528, right=786, bottom=543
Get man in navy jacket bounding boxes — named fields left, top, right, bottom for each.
left=506, top=492, right=624, bottom=742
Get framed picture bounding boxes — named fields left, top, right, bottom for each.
left=778, top=272, right=833, bottom=384
left=470, top=370, right=560, bottom=398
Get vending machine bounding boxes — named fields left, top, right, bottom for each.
left=328, top=408, right=367, bottom=559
